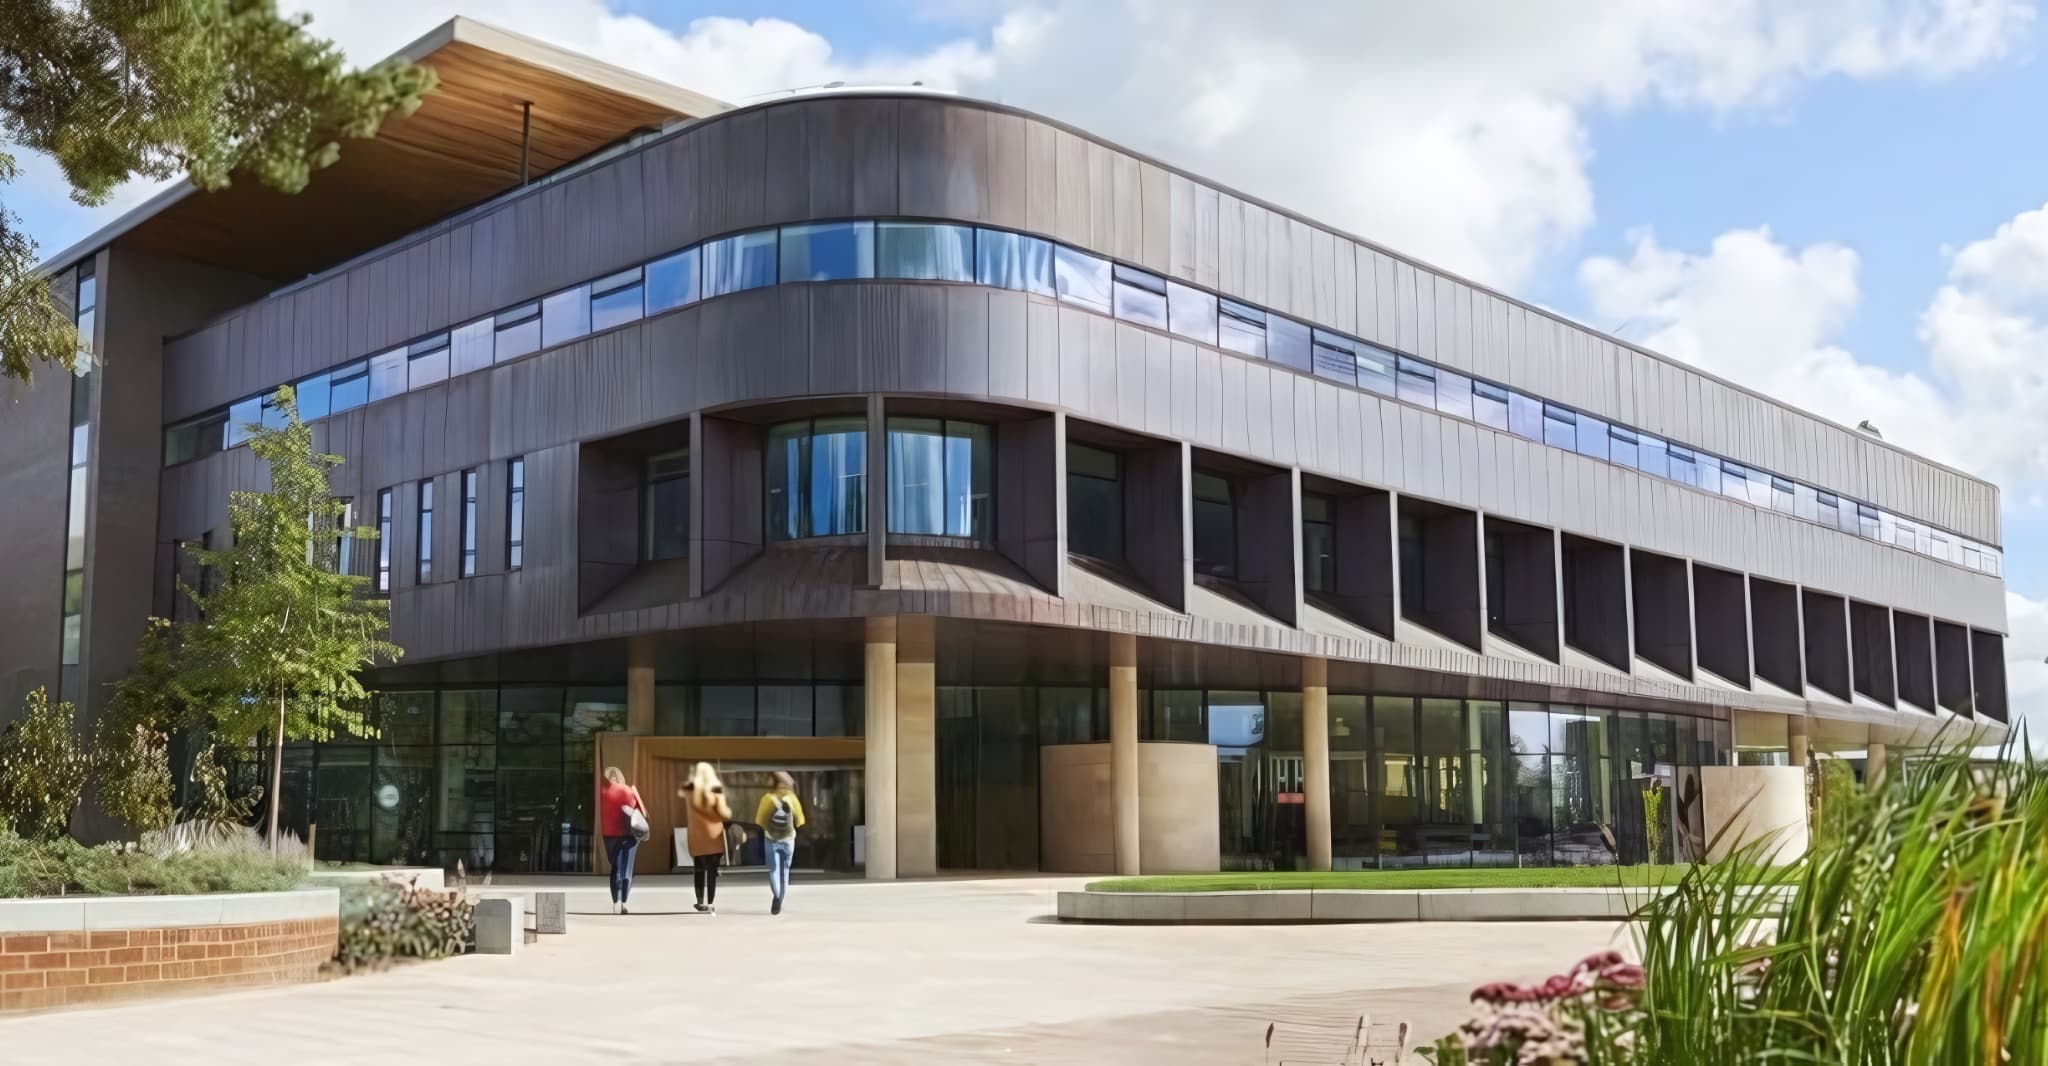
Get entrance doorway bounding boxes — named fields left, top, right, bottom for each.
left=717, top=764, right=865, bottom=872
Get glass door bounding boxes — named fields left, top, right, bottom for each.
left=718, top=765, right=865, bottom=871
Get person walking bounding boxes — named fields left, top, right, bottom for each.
left=598, top=766, right=647, bottom=915
left=753, top=771, right=807, bottom=915
left=678, top=761, right=732, bottom=913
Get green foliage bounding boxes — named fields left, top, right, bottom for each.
left=92, top=719, right=176, bottom=835
left=1429, top=741, right=2048, bottom=1063
left=106, top=617, right=204, bottom=737
left=180, top=387, right=398, bottom=848
left=178, top=744, right=257, bottom=846
left=1641, top=781, right=1668, bottom=865
left=331, top=878, right=475, bottom=973
left=0, top=1, right=437, bottom=384
left=0, top=829, right=304, bottom=898
left=0, top=687, right=89, bottom=840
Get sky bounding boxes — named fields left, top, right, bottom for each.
left=11, top=0, right=2047, bottom=749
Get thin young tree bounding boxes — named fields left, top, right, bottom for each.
left=0, top=1, right=435, bottom=384
left=182, top=386, right=398, bottom=853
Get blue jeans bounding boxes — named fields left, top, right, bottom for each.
left=765, top=838, right=795, bottom=901
left=604, top=835, right=639, bottom=903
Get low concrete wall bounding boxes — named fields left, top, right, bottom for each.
left=307, top=866, right=446, bottom=891
left=0, top=888, right=338, bottom=1013
left=1059, top=887, right=1657, bottom=923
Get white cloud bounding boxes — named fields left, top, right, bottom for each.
left=1998, top=590, right=2048, bottom=753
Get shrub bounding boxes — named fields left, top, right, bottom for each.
left=0, top=828, right=306, bottom=898
left=93, top=719, right=176, bottom=834
left=0, top=687, right=89, bottom=840
left=330, top=877, right=475, bottom=973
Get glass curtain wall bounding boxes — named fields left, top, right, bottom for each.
left=886, top=418, right=992, bottom=540
left=935, top=687, right=1041, bottom=870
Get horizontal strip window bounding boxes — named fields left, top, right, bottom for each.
left=166, top=216, right=1999, bottom=579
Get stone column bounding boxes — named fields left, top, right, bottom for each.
left=1109, top=633, right=1140, bottom=876
left=896, top=615, right=938, bottom=878
left=864, top=616, right=898, bottom=880
left=1788, top=714, right=1810, bottom=768
left=1866, top=742, right=1888, bottom=790
left=1302, top=656, right=1332, bottom=872
left=626, top=633, right=656, bottom=735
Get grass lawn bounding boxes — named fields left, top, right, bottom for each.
left=1086, top=865, right=1707, bottom=892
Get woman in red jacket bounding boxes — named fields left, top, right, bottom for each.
left=598, top=766, right=647, bottom=914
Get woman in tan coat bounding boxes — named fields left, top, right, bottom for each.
left=678, top=761, right=732, bottom=913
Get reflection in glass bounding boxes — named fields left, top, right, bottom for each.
left=1192, top=471, right=1236, bottom=578
left=780, top=221, right=876, bottom=282
left=541, top=285, right=591, bottom=348
left=1267, top=315, right=1311, bottom=372
left=877, top=222, right=973, bottom=281
left=1396, top=357, right=1435, bottom=407
left=1356, top=346, right=1396, bottom=396
left=766, top=418, right=867, bottom=540
left=705, top=230, right=778, bottom=295
left=643, top=448, right=690, bottom=561
left=975, top=229, right=1055, bottom=294
left=589, top=268, right=644, bottom=332
left=887, top=418, right=990, bottom=539
left=1168, top=282, right=1218, bottom=344
left=1473, top=380, right=1510, bottom=430
left=645, top=249, right=701, bottom=312
left=1111, top=265, right=1168, bottom=327
left=1053, top=246, right=1112, bottom=312
left=1218, top=299, right=1266, bottom=358
left=1302, top=493, right=1335, bottom=594
left=1065, top=443, right=1122, bottom=562
left=1435, top=369, right=1474, bottom=420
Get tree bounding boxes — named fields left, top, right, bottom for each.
left=92, top=719, right=175, bottom=835
left=0, top=1, right=436, bottom=384
left=182, top=386, right=398, bottom=853
left=0, top=687, right=89, bottom=840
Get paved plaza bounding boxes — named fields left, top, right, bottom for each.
left=0, top=875, right=1623, bottom=1064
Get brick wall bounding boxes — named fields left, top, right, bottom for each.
left=0, top=916, right=337, bottom=1012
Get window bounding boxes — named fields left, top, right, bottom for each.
left=1508, top=390, right=1542, bottom=441
left=1574, top=412, right=1609, bottom=461
left=1167, top=282, right=1218, bottom=344
left=493, top=303, right=542, bottom=362
left=1303, top=493, right=1335, bottom=594
left=1267, top=315, right=1311, bottom=373
left=1435, top=369, right=1475, bottom=421
left=506, top=458, right=525, bottom=571
left=368, top=348, right=405, bottom=402
left=1356, top=345, right=1397, bottom=397
left=296, top=371, right=333, bottom=421
left=1541, top=403, right=1576, bottom=451
left=766, top=417, right=867, bottom=540
left=1635, top=434, right=1669, bottom=479
left=704, top=230, right=779, bottom=295
left=1052, top=245, right=1112, bottom=312
left=780, top=221, right=875, bottom=282
left=1191, top=472, right=1236, bottom=578
left=1066, top=443, right=1122, bottom=562
left=1111, top=265, right=1168, bottom=328
left=458, top=470, right=479, bottom=577
left=1815, top=491, right=1841, bottom=532
left=589, top=267, right=644, bottom=331
left=877, top=222, right=973, bottom=281
left=541, top=285, right=591, bottom=348
left=416, top=479, right=434, bottom=583
left=1485, top=527, right=1505, bottom=632
left=975, top=229, right=1055, bottom=295
left=335, top=498, right=356, bottom=577
left=74, top=264, right=95, bottom=354
left=59, top=322, right=91, bottom=664
left=407, top=333, right=450, bottom=390
left=1473, top=380, right=1510, bottom=430
left=1311, top=330, right=1357, bottom=385
left=887, top=418, right=992, bottom=539
left=1397, top=357, right=1437, bottom=407
left=1609, top=426, right=1639, bottom=469
left=645, top=249, right=701, bottom=313
left=1856, top=503, right=1881, bottom=540
left=227, top=395, right=262, bottom=447
left=1718, top=460, right=1751, bottom=502
left=1217, top=299, right=1266, bottom=358
left=1668, top=445, right=1700, bottom=489
left=643, top=449, right=690, bottom=561
left=376, top=488, right=394, bottom=594
left=451, top=318, right=493, bottom=377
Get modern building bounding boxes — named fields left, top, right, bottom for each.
left=0, top=18, right=2010, bottom=877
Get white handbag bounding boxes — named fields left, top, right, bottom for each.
left=624, top=804, right=650, bottom=842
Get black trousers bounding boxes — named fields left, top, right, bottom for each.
left=692, top=852, right=722, bottom=904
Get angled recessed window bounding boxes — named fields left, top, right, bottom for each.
left=493, top=302, right=542, bottom=362
left=406, top=332, right=450, bottom=390
left=1267, top=314, right=1311, bottom=373
left=1167, top=282, right=1218, bottom=345
left=1217, top=298, right=1266, bottom=358
left=877, top=222, right=973, bottom=281
left=780, top=221, right=875, bottom=282
left=589, top=267, right=644, bottom=332
left=766, top=417, right=867, bottom=540
left=1110, top=264, right=1168, bottom=328
left=974, top=229, right=1055, bottom=295
left=1191, top=472, right=1237, bottom=579
left=506, top=458, right=525, bottom=572
left=541, top=284, right=592, bottom=348
left=645, top=248, right=701, bottom=313
left=459, top=469, right=479, bottom=577
left=886, top=418, right=991, bottom=540
left=704, top=230, right=778, bottom=296
left=1053, top=245, right=1112, bottom=312
left=643, top=449, right=691, bottom=561
left=1065, top=443, right=1123, bottom=563
left=1302, top=493, right=1336, bottom=594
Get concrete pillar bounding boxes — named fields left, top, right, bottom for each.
left=1788, top=714, right=1810, bottom=768
left=1866, top=742, right=1887, bottom=790
left=864, top=616, right=898, bottom=880
left=1109, top=633, right=1140, bottom=876
left=626, top=634, right=656, bottom=735
left=896, top=615, right=937, bottom=877
left=1302, top=656, right=1332, bottom=872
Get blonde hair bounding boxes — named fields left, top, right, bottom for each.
left=603, top=766, right=625, bottom=785
left=685, top=761, right=731, bottom=820
left=773, top=770, right=795, bottom=791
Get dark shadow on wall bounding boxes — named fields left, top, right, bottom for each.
left=1802, top=590, right=1851, bottom=702
left=1483, top=516, right=1559, bottom=661
left=1750, top=577, right=1802, bottom=694
left=1630, top=549, right=1691, bottom=681
left=1397, top=497, right=1481, bottom=651
left=1561, top=534, right=1627, bottom=671
left=1692, top=564, right=1749, bottom=686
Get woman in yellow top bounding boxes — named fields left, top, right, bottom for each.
left=754, top=771, right=807, bottom=915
